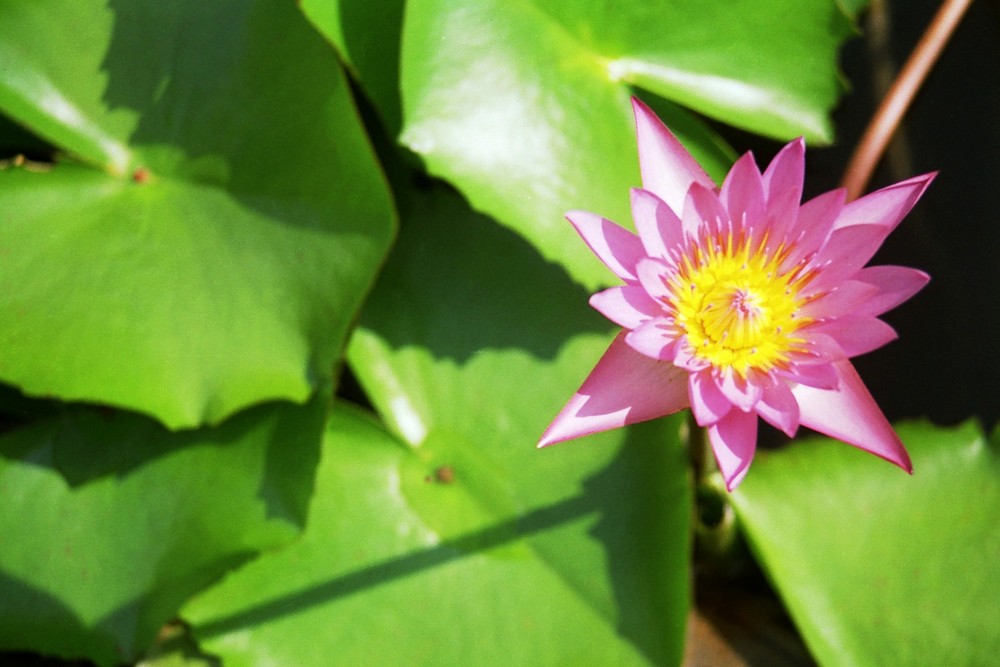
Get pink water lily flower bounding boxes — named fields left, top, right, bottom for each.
left=540, top=98, right=935, bottom=491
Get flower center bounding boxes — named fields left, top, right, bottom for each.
left=667, top=234, right=812, bottom=376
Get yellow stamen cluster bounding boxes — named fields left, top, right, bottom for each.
left=666, top=233, right=813, bottom=377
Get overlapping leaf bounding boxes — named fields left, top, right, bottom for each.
left=300, top=0, right=406, bottom=134
left=350, top=180, right=693, bottom=662
left=0, top=394, right=326, bottom=666
left=395, top=0, right=855, bottom=287
left=183, top=177, right=692, bottom=664
left=186, top=403, right=688, bottom=666
left=731, top=421, right=1000, bottom=666
left=0, top=0, right=394, bottom=428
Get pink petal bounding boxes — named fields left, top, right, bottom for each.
left=799, top=280, right=879, bottom=319
left=833, top=172, right=936, bottom=232
left=635, top=257, right=673, bottom=302
left=632, top=97, right=715, bottom=215
left=791, top=331, right=848, bottom=364
left=718, top=369, right=763, bottom=411
left=682, top=183, right=729, bottom=240
left=590, top=285, right=662, bottom=329
left=689, top=370, right=733, bottom=426
left=625, top=318, right=679, bottom=361
left=630, top=188, right=684, bottom=261
left=708, top=409, right=758, bottom=491
left=791, top=359, right=912, bottom=472
left=777, top=359, right=840, bottom=390
left=567, top=210, right=644, bottom=282
left=780, top=188, right=845, bottom=271
left=720, top=151, right=765, bottom=234
left=853, top=265, right=930, bottom=317
left=538, top=333, right=690, bottom=447
left=809, top=223, right=891, bottom=290
left=809, top=316, right=898, bottom=358
left=755, top=381, right=800, bottom=437
left=761, top=138, right=805, bottom=241
left=673, top=339, right=711, bottom=372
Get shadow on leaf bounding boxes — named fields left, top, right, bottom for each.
left=358, top=177, right=611, bottom=363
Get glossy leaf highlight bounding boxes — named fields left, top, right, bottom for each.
left=0, top=0, right=394, bottom=427
left=399, top=0, right=854, bottom=286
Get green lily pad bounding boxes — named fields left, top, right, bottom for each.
left=344, top=178, right=691, bottom=663
left=184, top=176, right=693, bottom=663
left=731, top=420, right=1000, bottom=666
left=0, top=0, right=394, bottom=428
left=186, top=402, right=689, bottom=665
left=398, top=0, right=853, bottom=287
left=0, top=394, right=326, bottom=666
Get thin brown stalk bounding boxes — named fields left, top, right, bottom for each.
left=841, top=0, right=973, bottom=200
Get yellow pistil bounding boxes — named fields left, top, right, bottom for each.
left=667, top=233, right=813, bottom=377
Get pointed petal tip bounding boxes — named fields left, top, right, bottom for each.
left=536, top=417, right=589, bottom=449
left=891, top=170, right=937, bottom=201
left=792, top=360, right=914, bottom=473
left=836, top=171, right=935, bottom=233
left=853, top=265, right=930, bottom=317
left=630, top=95, right=652, bottom=116
left=720, top=458, right=751, bottom=492
left=884, top=441, right=913, bottom=474
left=564, top=210, right=644, bottom=282
left=724, top=467, right=750, bottom=492
left=764, top=137, right=805, bottom=177
left=708, top=409, right=758, bottom=492
left=536, top=396, right=595, bottom=449
left=537, top=433, right=559, bottom=449
left=629, top=96, right=714, bottom=213
left=537, top=424, right=557, bottom=447
left=630, top=97, right=667, bottom=139
left=536, top=333, right=691, bottom=450
left=871, top=442, right=913, bottom=475
left=627, top=186, right=645, bottom=204
left=781, top=137, right=807, bottom=169
left=564, top=209, right=597, bottom=230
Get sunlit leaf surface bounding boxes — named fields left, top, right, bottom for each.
left=186, top=403, right=690, bottom=665
left=0, top=0, right=394, bottom=427
left=732, top=421, right=1000, bottom=666
left=183, top=177, right=693, bottom=664
left=397, top=0, right=853, bottom=286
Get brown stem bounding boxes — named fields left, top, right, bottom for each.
left=840, top=0, right=973, bottom=200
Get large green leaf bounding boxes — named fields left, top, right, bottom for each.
left=346, top=179, right=690, bottom=662
left=0, top=393, right=326, bottom=666
left=731, top=421, right=1000, bottom=666
left=184, top=176, right=692, bottom=663
left=0, top=0, right=394, bottom=428
left=399, top=0, right=852, bottom=287
left=186, top=402, right=688, bottom=666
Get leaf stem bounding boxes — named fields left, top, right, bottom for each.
left=686, top=411, right=712, bottom=483
left=840, top=0, right=973, bottom=200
